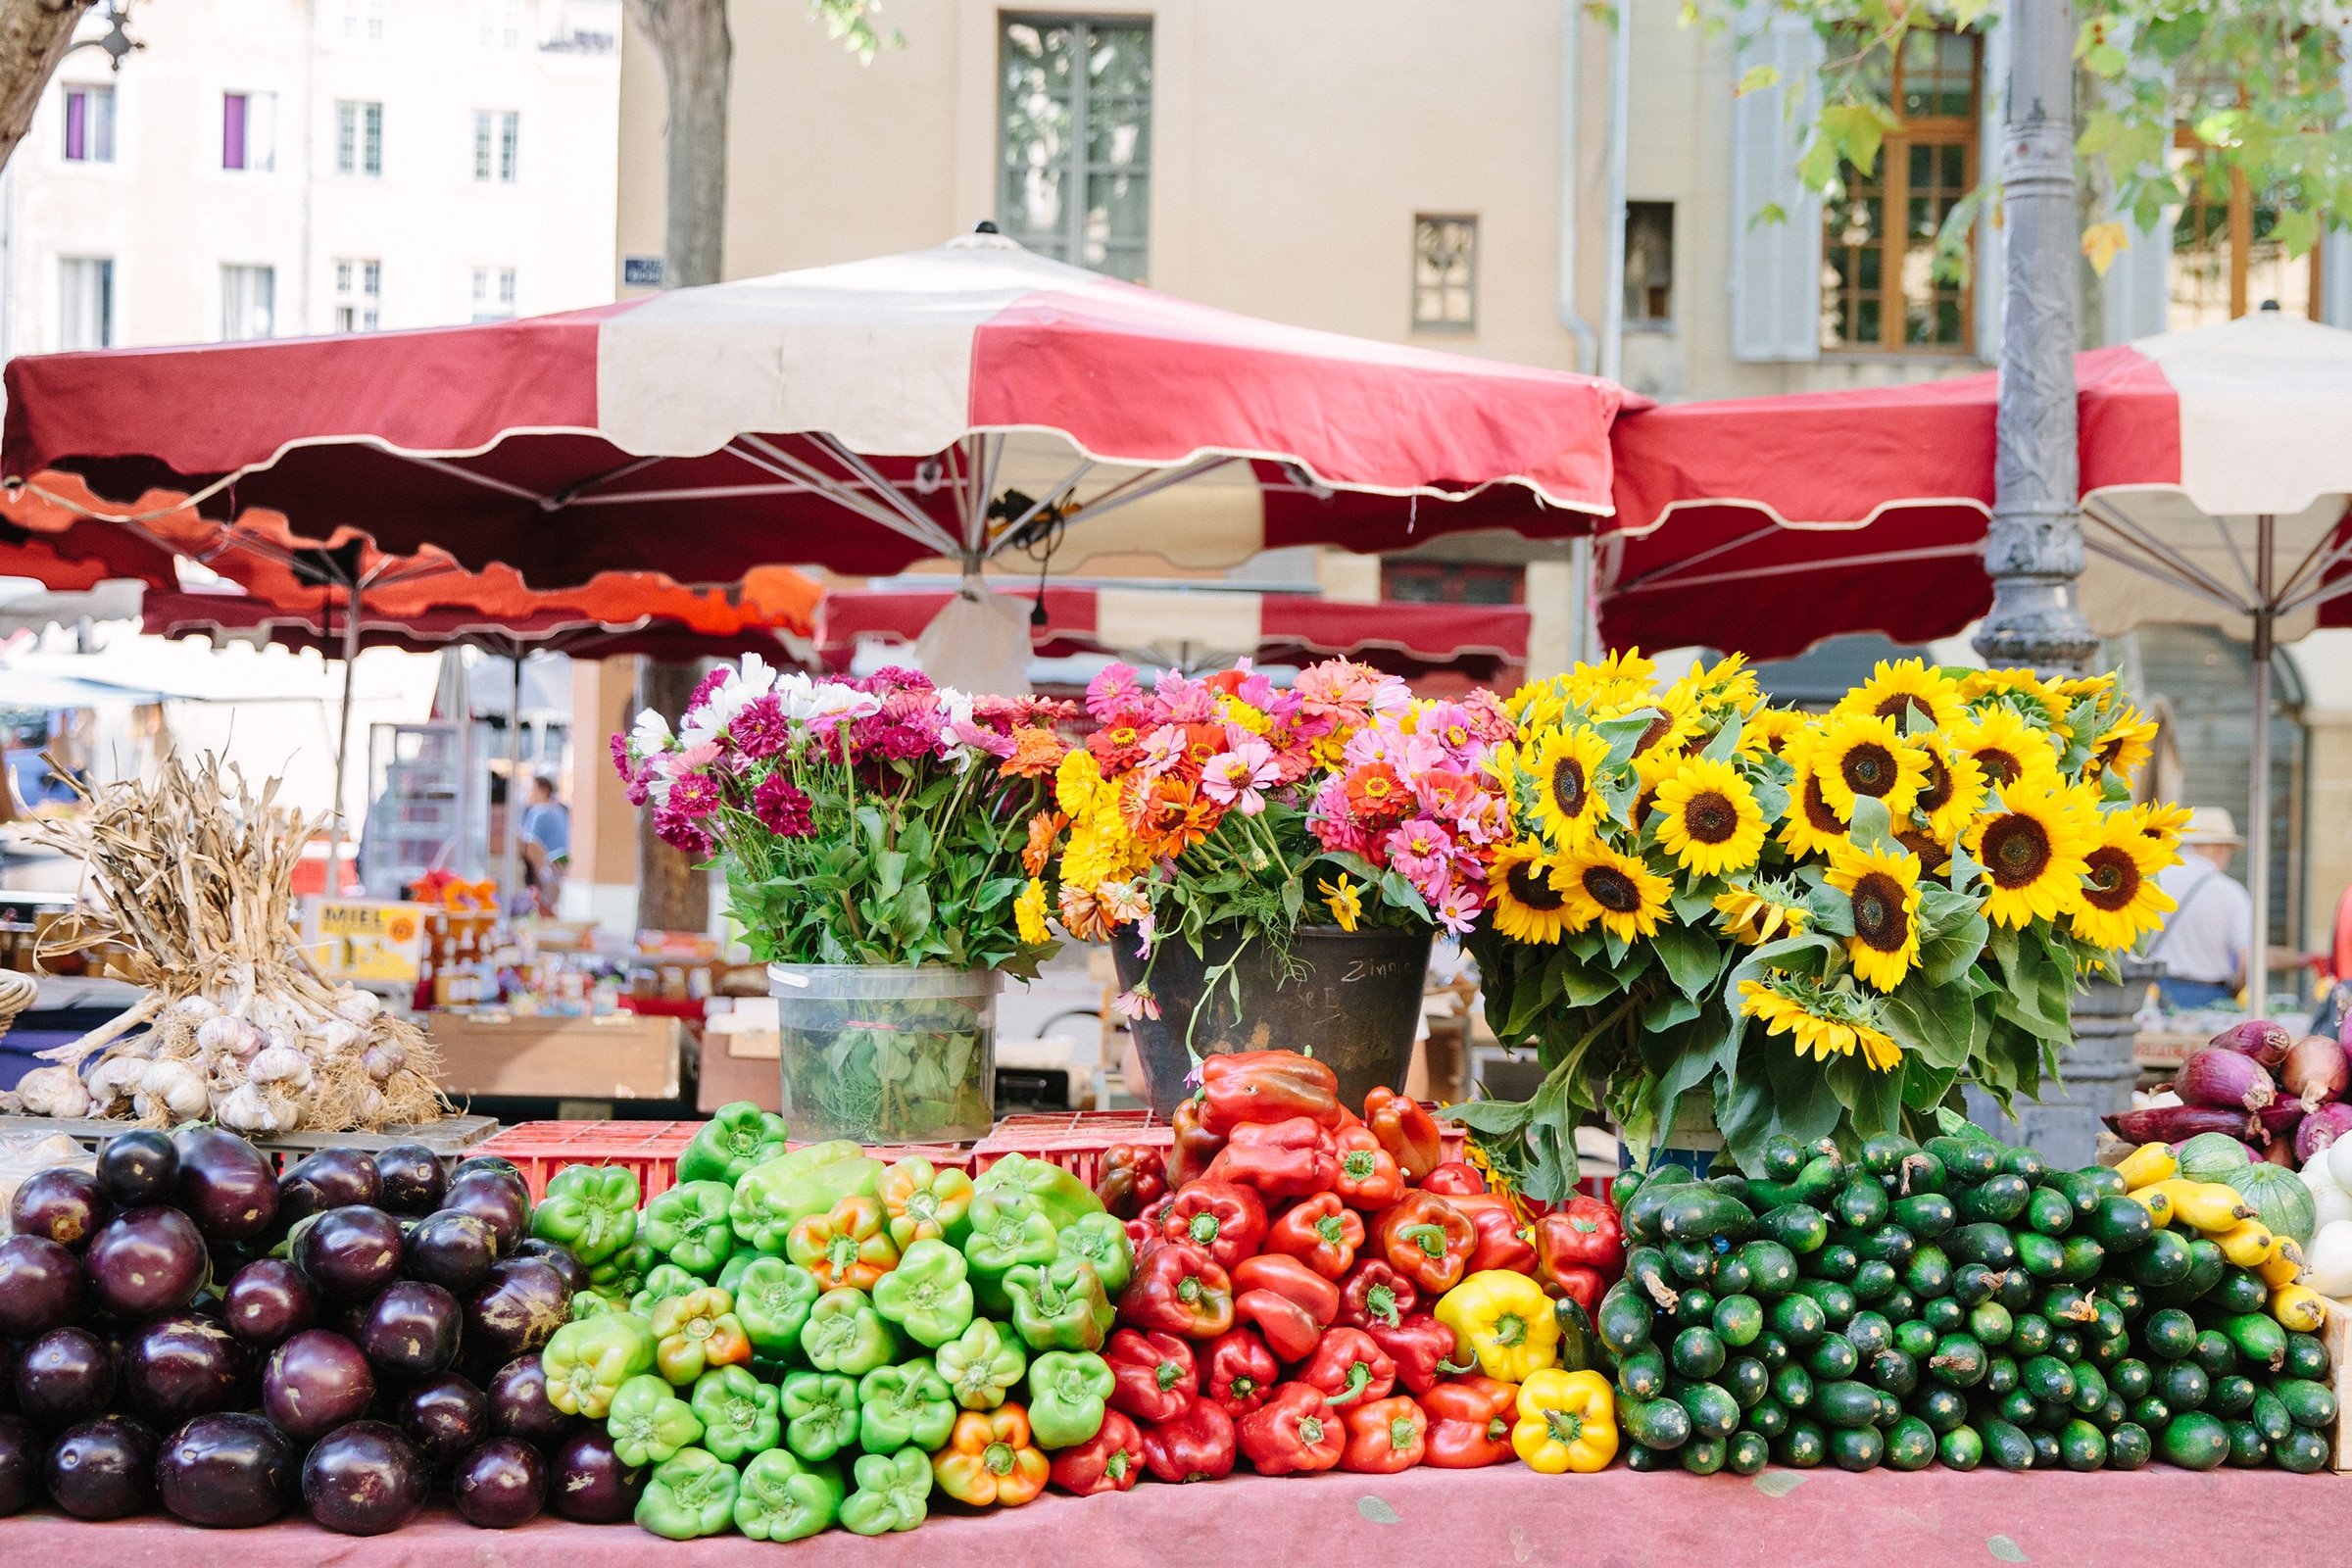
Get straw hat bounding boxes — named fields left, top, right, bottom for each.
left=2180, top=808, right=2244, bottom=848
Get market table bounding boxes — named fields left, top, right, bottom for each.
left=9, top=1466, right=2348, bottom=1567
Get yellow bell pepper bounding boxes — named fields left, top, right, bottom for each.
left=2270, top=1284, right=2327, bottom=1334
left=1435, top=1270, right=1560, bottom=1384
left=1511, top=1368, right=1617, bottom=1474
left=2115, top=1142, right=2177, bottom=1191
left=2125, top=1185, right=2174, bottom=1228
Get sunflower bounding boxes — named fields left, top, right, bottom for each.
left=1668, top=653, right=1763, bottom=717
left=1812, top=711, right=1931, bottom=818
left=1776, top=735, right=1854, bottom=861
left=1737, top=707, right=1806, bottom=758
left=1607, top=692, right=1704, bottom=764
left=1714, top=882, right=1809, bottom=946
left=1824, top=840, right=1924, bottom=991
left=1561, top=649, right=1659, bottom=711
left=1946, top=706, right=2063, bottom=797
left=2085, top=706, right=2159, bottom=784
left=1653, top=757, right=1766, bottom=876
left=1960, top=667, right=2055, bottom=708
left=1558, top=841, right=1673, bottom=942
left=1911, top=734, right=1989, bottom=845
left=2132, top=799, right=2192, bottom=853
left=2070, top=811, right=2179, bottom=951
left=1963, top=782, right=2095, bottom=928
left=1739, top=975, right=1903, bottom=1071
left=1489, top=841, right=1577, bottom=945
left=1837, top=658, right=1963, bottom=734
left=1524, top=725, right=1612, bottom=848
left=1014, top=878, right=1052, bottom=946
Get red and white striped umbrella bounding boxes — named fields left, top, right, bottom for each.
left=4, top=231, right=1628, bottom=590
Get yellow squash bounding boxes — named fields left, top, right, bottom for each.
left=2115, top=1142, right=2177, bottom=1191
left=2269, top=1284, right=2327, bottom=1334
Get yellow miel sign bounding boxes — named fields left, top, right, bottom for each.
left=305, top=899, right=430, bottom=984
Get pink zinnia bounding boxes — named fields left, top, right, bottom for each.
left=751, top=771, right=814, bottom=837
left=1435, top=885, right=1483, bottom=936
left=1086, top=662, right=1143, bottom=721
left=1385, top=816, right=1456, bottom=888
left=667, top=771, right=723, bottom=819
left=1153, top=669, right=1217, bottom=723
left=1308, top=775, right=1374, bottom=857
left=653, top=800, right=713, bottom=858
left=730, top=694, right=790, bottom=760
left=1111, top=986, right=1161, bottom=1022
left=1200, top=738, right=1279, bottom=816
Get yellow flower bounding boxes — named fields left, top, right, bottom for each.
left=1668, top=652, right=1763, bottom=717
left=1740, top=977, right=1903, bottom=1072
left=1714, top=884, right=1809, bottom=947
left=1824, top=839, right=1924, bottom=992
left=1524, top=725, right=1612, bottom=849
left=2132, top=799, right=2192, bottom=854
left=1014, top=878, right=1052, bottom=946
left=1812, top=711, right=1931, bottom=818
left=1961, top=667, right=2055, bottom=709
left=1489, top=840, right=1577, bottom=945
left=1963, top=782, right=2095, bottom=929
left=1558, top=841, right=1672, bottom=943
left=1054, top=750, right=1104, bottom=816
left=1946, top=705, right=2063, bottom=799
left=1561, top=649, right=1659, bottom=712
left=2086, top=706, right=2159, bottom=784
left=1218, top=695, right=1273, bottom=736
left=1737, top=707, right=1805, bottom=758
left=2070, top=809, right=2180, bottom=951
left=1605, top=692, right=1703, bottom=764
left=1776, top=733, right=1854, bottom=862
left=1652, top=757, right=1766, bottom=877
left=1836, top=657, right=1964, bottom=734
left=1912, top=733, right=1989, bottom=845
left=1319, top=873, right=1364, bottom=933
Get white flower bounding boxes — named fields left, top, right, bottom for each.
left=629, top=708, right=674, bottom=760
left=685, top=653, right=780, bottom=750
left=935, top=688, right=978, bottom=769
left=772, top=670, right=818, bottom=721
left=810, top=684, right=881, bottom=721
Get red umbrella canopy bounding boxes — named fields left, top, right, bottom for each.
left=141, top=588, right=802, bottom=663
left=3, top=232, right=1633, bottom=589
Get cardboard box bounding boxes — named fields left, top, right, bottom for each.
left=697, top=999, right=782, bottom=1112
left=426, top=1011, right=684, bottom=1100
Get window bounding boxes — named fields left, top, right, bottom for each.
left=471, top=265, right=516, bottom=321
left=1625, top=201, right=1675, bottom=325
left=1819, top=28, right=1980, bottom=352
left=220, top=264, right=275, bottom=340
left=998, top=17, right=1152, bottom=281
left=2168, top=141, right=2322, bottom=328
left=333, top=258, right=380, bottom=332
left=1383, top=562, right=1524, bottom=606
left=477, top=0, right=524, bottom=47
left=339, top=0, right=385, bottom=42
left=473, top=110, right=518, bottom=182
left=222, top=91, right=276, bottom=172
left=62, top=83, right=115, bottom=164
left=1411, top=215, right=1478, bottom=331
left=335, top=100, right=382, bottom=175
left=59, top=258, right=114, bottom=349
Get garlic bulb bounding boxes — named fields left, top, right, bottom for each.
left=196, top=1014, right=246, bottom=1054
left=314, top=1019, right=362, bottom=1055
left=215, top=1083, right=277, bottom=1134
left=248, top=1045, right=312, bottom=1090
left=354, top=1084, right=386, bottom=1125
left=12, top=1066, right=90, bottom=1118
left=86, top=1056, right=148, bottom=1108
left=172, top=995, right=220, bottom=1020
left=140, top=1059, right=211, bottom=1120
left=361, top=1041, right=406, bottom=1082
left=336, top=991, right=382, bottom=1025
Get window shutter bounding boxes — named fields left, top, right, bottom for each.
left=1973, top=18, right=2006, bottom=358
left=1729, top=19, right=1825, bottom=363
left=2330, top=48, right=2352, bottom=329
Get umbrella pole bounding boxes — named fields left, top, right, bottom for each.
left=505, top=648, right=525, bottom=911
left=2244, top=514, right=2275, bottom=1020
left=325, top=579, right=363, bottom=895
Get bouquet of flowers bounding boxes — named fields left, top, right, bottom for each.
left=1456, top=652, right=2179, bottom=1197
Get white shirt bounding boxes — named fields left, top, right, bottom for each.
left=2151, top=859, right=2253, bottom=986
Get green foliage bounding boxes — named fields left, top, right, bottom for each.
left=807, top=0, right=904, bottom=63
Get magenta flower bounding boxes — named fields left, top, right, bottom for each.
left=1154, top=669, right=1217, bottom=723
left=653, top=800, right=713, bottom=858
left=1435, top=885, right=1483, bottom=936
left=1200, top=737, right=1279, bottom=816
left=1086, top=662, right=1142, bottom=721
left=667, top=771, right=723, bottom=818
left=1385, top=816, right=1456, bottom=889
left=730, top=694, right=790, bottom=760
left=686, top=665, right=730, bottom=711
left=751, top=771, right=814, bottom=837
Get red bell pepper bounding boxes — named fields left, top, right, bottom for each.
left=1370, top=1191, right=1476, bottom=1295
left=1236, top=1381, right=1346, bottom=1475
left=1336, top=1257, right=1418, bottom=1331
left=1157, top=1179, right=1266, bottom=1271
left=1340, top=1395, right=1427, bottom=1473
left=1094, top=1144, right=1167, bottom=1221
left=1420, top=1160, right=1486, bottom=1196
left=1139, top=1398, right=1235, bottom=1484
left=1234, top=1289, right=1323, bottom=1363
left=1367, top=1311, right=1475, bottom=1396
left=1448, top=1193, right=1540, bottom=1275
left=1549, top=1262, right=1606, bottom=1317
left=1535, top=1194, right=1626, bottom=1280
left=1199, top=1051, right=1343, bottom=1137
left=1201, top=1327, right=1279, bottom=1418
left=1049, top=1407, right=1146, bottom=1495
left=1206, top=1116, right=1339, bottom=1200
left=1230, top=1253, right=1341, bottom=1327
left=1332, top=1124, right=1405, bottom=1210
left=1298, top=1326, right=1396, bottom=1407
left=1265, top=1193, right=1363, bottom=1280
left=1103, top=1327, right=1198, bottom=1425
left=1167, top=1097, right=1225, bottom=1190
left=1362, top=1088, right=1445, bottom=1184
left=1116, top=1241, right=1235, bottom=1341
left=1419, top=1375, right=1518, bottom=1467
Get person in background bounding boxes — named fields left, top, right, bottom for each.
left=519, top=774, right=570, bottom=915
left=2148, top=808, right=2254, bottom=1010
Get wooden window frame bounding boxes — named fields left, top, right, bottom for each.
left=2171, top=125, right=2325, bottom=322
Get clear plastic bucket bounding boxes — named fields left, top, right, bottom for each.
left=766, top=963, right=1000, bottom=1144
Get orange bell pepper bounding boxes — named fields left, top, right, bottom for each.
left=931, top=1402, right=1049, bottom=1507
left=785, top=1195, right=902, bottom=1292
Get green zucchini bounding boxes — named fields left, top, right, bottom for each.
left=2014, top=1232, right=2067, bottom=1280
left=1852, top=1224, right=1917, bottom=1269
left=2276, top=1427, right=2331, bottom=1473
left=2086, top=1194, right=2154, bottom=1253
left=1832, top=1178, right=1889, bottom=1230
left=2128, top=1395, right=2171, bottom=1430
left=1887, top=1193, right=1956, bottom=1239
left=1771, top=1363, right=1814, bottom=1410
left=2028, top=1429, right=2063, bottom=1469
left=1553, top=1296, right=1596, bottom=1373
left=2094, top=1393, right=2128, bottom=1431
left=1937, top=1424, right=1984, bottom=1470
left=1725, top=1429, right=1770, bottom=1476
left=1904, top=1243, right=1952, bottom=1298
left=1617, top=1346, right=1669, bottom=1401
left=1752, top=1330, right=1791, bottom=1369
left=2220, top=1310, right=2286, bottom=1372
left=1947, top=1223, right=2019, bottom=1270
left=1674, top=1288, right=1718, bottom=1329
left=1950, top=1261, right=2005, bottom=1305
left=1736, top=1239, right=1798, bottom=1296
left=1955, top=1173, right=2031, bottom=1224
left=2156, top=1360, right=2210, bottom=1410
left=1998, top=1389, right=2040, bottom=1428
left=1675, top=1378, right=1741, bottom=1440
left=2070, top=1362, right=2109, bottom=1415
left=1624, top=1248, right=1680, bottom=1308
left=1620, top=1394, right=1691, bottom=1450
left=2159, top=1410, right=2230, bottom=1471
left=1814, top=1379, right=1879, bottom=1430
left=1805, top=1334, right=1860, bottom=1381
left=2058, top=1418, right=2106, bottom=1471
left=1917, top=1296, right=1964, bottom=1336
left=2140, top=1306, right=2197, bottom=1360
left=1859, top=1133, right=1916, bottom=1177
left=1994, top=1267, right=2035, bottom=1312
left=2107, top=1420, right=2152, bottom=1470
left=1611, top=1170, right=1645, bottom=1210
left=1758, top=1134, right=1807, bottom=1181
left=1881, top=1287, right=1921, bottom=1327
left=1712, top=1294, right=1764, bottom=1348
left=1769, top=1293, right=1827, bottom=1348
left=1772, top=1419, right=1827, bottom=1468
left=1893, top=1319, right=1938, bottom=1359
left=1664, top=1237, right=1720, bottom=1286
left=2205, top=1267, right=2268, bottom=1318
left=1909, top=1384, right=1967, bottom=1433
left=2283, top=1332, right=2329, bottom=1382
left=2190, top=1329, right=2238, bottom=1378
left=1678, top=1435, right=1727, bottom=1475
left=1868, top=1348, right=1918, bottom=1396
left=2093, top=1279, right=2144, bottom=1320
left=1597, top=1280, right=1655, bottom=1357
left=1757, top=1204, right=1830, bottom=1255
left=1967, top=1301, right=2014, bottom=1347
left=1812, top=1242, right=1860, bottom=1282
left=2275, top=1377, right=2338, bottom=1431
left=1925, top=1333, right=1986, bottom=1389
left=1982, top=1354, right=2019, bottom=1396
left=1745, top=1396, right=1789, bottom=1438
left=2041, top=1169, right=2103, bottom=1218
left=1926, top=1136, right=2000, bottom=1184
left=1850, top=1260, right=1898, bottom=1303
left=2056, top=1235, right=2106, bottom=1284
left=2250, top=1387, right=2293, bottom=1445
left=2081, top=1166, right=2127, bottom=1199
left=2108, top=1357, right=2153, bottom=1401
left=1998, top=1146, right=2047, bottom=1182
left=2022, top=1185, right=2076, bottom=1237
left=1979, top=1417, right=2034, bottom=1471
left=1672, top=1325, right=1727, bottom=1381
left=2020, top=1352, right=2075, bottom=1404
left=1622, top=1442, right=1675, bottom=1472
left=1711, top=1252, right=1754, bottom=1297
left=1826, top=1423, right=1884, bottom=1471
left=1724, top=1354, right=1770, bottom=1408
left=1842, top=1310, right=1892, bottom=1358
left=2226, top=1418, right=2272, bottom=1467
left=1791, top=1278, right=1858, bottom=1323
left=1657, top=1186, right=1753, bottom=1244
left=1788, top=1152, right=1845, bottom=1206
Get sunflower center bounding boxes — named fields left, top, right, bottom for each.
left=1841, top=742, right=1899, bottom=797
left=1682, top=789, right=1739, bottom=844
left=1874, top=693, right=1935, bottom=726
left=2082, top=846, right=2141, bottom=911
left=1505, top=861, right=1567, bottom=911
left=1802, top=776, right=1844, bottom=835
left=1583, top=865, right=1642, bottom=914
left=1916, top=752, right=1953, bottom=814
left=1976, top=747, right=2021, bottom=787
left=1548, top=757, right=1589, bottom=817
left=1982, top=813, right=2051, bottom=887
left=1850, top=873, right=1909, bottom=952
left=1896, top=828, right=1948, bottom=868
left=1635, top=714, right=1673, bottom=755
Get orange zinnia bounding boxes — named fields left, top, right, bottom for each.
left=1001, top=727, right=1069, bottom=779
left=1120, top=772, right=1218, bottom=857
left=1088, top=721, right=1147, bottom=770
left=1344, top=761, right=1408, bottom=827
left=1022, top=810, right=1067, bottom=876
left=1179, top=723, right=1226, bottom=777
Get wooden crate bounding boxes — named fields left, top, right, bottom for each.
left=0, top=1112, right=496, bottom=1172
left=2326, top=1296, right=2352, bottom=1473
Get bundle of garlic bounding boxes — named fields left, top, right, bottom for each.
left=0, top=752, right=448, bottom=1135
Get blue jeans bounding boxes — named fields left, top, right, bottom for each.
left=2157, top=978, right=2236, bottom=1010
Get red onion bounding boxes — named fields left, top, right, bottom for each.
left=2282, top=1035, right=2351, bottom=1108
left=2297, top=1103, right=2352, bottom=1163
left=2210, top=1018, right=2292, bottom=1068
left=2261, top=1136, right=2299, bottom=1167
left=2108, top=1103, right=2272, bottom=1144
left=2176, top=1049, right=2278, bottom=1111
left=2253, top=1101, right=2305, bottom=1140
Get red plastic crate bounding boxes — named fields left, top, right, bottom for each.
left=971, top=1108, right=1468, bottom=1192
left=474, top=1120, right=978, bottom=1200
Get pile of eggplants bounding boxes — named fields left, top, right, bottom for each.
left=0, top=1127, right=610, bottom=1535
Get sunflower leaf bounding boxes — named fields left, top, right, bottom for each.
left=1653, top=922, right=1724, bottom=1001
left=1846, top=795, right=1896, bottom=853
left=1805, top=883, right=1857, bottom=938
left=1881, top=976, right=1975, bottom=1071
left=1702, top=716, right=1743, bottom=762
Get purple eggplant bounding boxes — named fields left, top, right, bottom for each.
left=453, top=1438, right=544, bottom=1529
left=545, top=1425, right=646, bottom=1523
left=156, top=1412, right=297, bottom=1528
left=295, top=1205, right=406, bottom=1301
left=511, top=1237, right=590, bottom=1296
left=301, top=1420, right=428, bottom=1536
left=439, top=1172, right=529, bottom=1255
left=402, top=1211, right=499, bottom=1294
left=397, top=1371, right=487, bottom=1468
left=121, top=1313, right=245, bottom=1428
left=359, top=1281, right=462, bottom=1377
left=172, top=1127, right=280, bottom=1245
left=96, top=1129, right=178, bottom=1208
left=46, top=1413, right=158, bottom=1520
left=9, top=1168, right=112, bottom=1251
left=452, top=1153, right=527, bottom=1191
left=465, top=1258, right=569, bottom=1364
left=261, top=1329, right=375, bottom=1442
left=284, top=1148, right=382, bottom=1211
left=485, top=1353, right=565, bottom=1443
left=0, top=1235, right=85, bottom=1338
left=0, top=1415, right=37, bottom=1516
left=17, top=1328, right=116, bottom=1428
left=84, top=1206, right=208, bottom=1319
left=374, top=1146, right=446, bottom=1217
left=220, top=1257, right=318, bottom=1348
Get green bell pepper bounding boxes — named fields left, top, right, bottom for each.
left=974, top=1152, right=1104, bottom=1233
left=934, top=1318, right=1027, bottom=1410
left=1025, top=1349, right=1114, bottom=1449
left=732, top=1448, right=842, bottom=1543
left=589, top=1238, right=656, bottom=1298
left=780, top=1370, right=862, bottom=1462
left=731, top=1143, right=884, bottom=1254
left=533, top=1163, right=641, bottom=1267
left=960, top=1190, right=1060, bottom=1317
left=569, top=1290, right=616, bottom=1320
left=840, top=1447, right=931, bottom=1537
left=857, top=1356, right=956, bottom=1454
left=689, top=1363, right=782, bottom=1462
left=606, top=1373, right=704, bottom=1468
left=1054, top=1211, right=1135, bottom=1297
left=871, top=1238, right=976, bottom=1348
left=643, top=1179, right=738, bottom=1278
left=631, top=1262, right=705, bottom=1316
left=878, top=1156, right=976, bottom=1250
left=801, top=1286, right=900, bottom=1376
left=677, top=1101, right=791, bottom=1187
left=651, top=1286, right=754, bottom=1385
left=732, top=1255, right=822, bottom=1356
left=635, top=1446, right=738, bottom=1540
left=1004, top=1257, right=1112, bottom=1352
left=543, top=1311, right=657, bottom=1420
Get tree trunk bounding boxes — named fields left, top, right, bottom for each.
left=626, top=0, right=731, bottom=288
left=0, top=1, right=96, bottom=174
left=634, top=658, right=710, bottom=933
